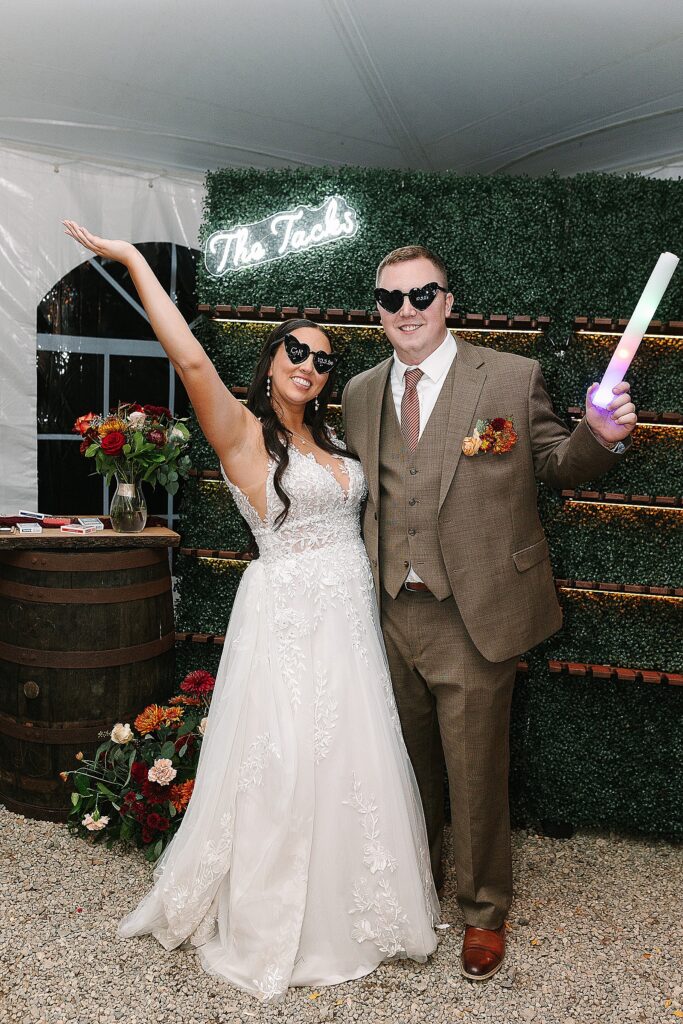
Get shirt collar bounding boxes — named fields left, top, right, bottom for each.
left=393, top=331, right=456, bottom=385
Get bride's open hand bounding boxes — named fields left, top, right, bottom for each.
left=63, top=220, right=135, bottom=264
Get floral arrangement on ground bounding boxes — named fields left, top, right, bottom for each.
left=61, top=669, right=215, bottom=862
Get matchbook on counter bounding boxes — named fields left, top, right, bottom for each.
left=4, top=511, right=106, bottom=535
left=17, top=522, right=43, bottom=534
left=60, top=517, right=105, bottom=534
left=77, top=517, right=105, bottom=530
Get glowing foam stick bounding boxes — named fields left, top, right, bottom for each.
left=593, top=251, right=679, bottom=408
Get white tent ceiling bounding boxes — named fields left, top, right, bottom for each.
left=1, top=0, right=683, bottom=178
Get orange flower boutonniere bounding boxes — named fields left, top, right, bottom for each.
left=462, top=417, right=518, bottom=456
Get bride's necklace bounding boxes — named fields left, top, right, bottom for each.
left=287, top=426, right=314, bottom=447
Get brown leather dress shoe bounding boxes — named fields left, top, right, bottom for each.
left=460, top=924, right=506, bottom=980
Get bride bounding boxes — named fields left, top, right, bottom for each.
left=63, top=221, right=440, bottom=1001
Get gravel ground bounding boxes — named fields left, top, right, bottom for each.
left=1, top=804, right=681, bottom=1024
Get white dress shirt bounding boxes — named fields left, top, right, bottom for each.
left=390, top=331, right=457, bottom=583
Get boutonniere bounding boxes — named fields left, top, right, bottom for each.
left=462, top=417, right=518, bottom=456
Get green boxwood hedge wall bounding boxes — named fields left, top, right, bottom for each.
left=541, top=493, right=683, bottom=587
left=174, top=167, right=683, bottom=838
left=197, top=169, right=683, bottom=324
left=509, top=664, right=683, bottom=836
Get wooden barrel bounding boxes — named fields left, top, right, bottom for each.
left=0, top=543, right=176, bottom=821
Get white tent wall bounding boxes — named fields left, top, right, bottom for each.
left=0, top=145, right=204, bottom=513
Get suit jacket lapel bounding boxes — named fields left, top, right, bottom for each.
left=439, top=338, right=487, bottom=510
left=363, top=356, right=393, bottom=508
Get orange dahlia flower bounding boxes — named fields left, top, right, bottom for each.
left=168, top=695, right=203, bottom=707
left=163, top=707, right=185, bottom=727
left=134, top=704, right=184, bottom=734
left=98, top=417, right=126, bottom=436
left=168, top=779, right=194, bottom=812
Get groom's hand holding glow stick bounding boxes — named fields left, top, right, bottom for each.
left=584, top=379, right=637, bottom=448
left=593, top=251, right=679, bottom=409
left=582, top=250, right=679, bottom=448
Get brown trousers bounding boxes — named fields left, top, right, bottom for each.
left=381, top=586, right=519, bottom=929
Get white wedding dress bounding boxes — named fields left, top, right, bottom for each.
left=117, top=442, right=439, bottom=1000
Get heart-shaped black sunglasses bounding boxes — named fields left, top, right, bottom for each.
left=271, top=333, right=341, bottom=375
left=374, top=281, right=448, bottom=314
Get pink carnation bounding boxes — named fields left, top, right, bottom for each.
left=147, top=757, right=177, bottom=785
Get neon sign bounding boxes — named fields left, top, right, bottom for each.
left=204, top=195, right=359, bottom=276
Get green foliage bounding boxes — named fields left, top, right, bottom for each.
left=542, top=590, right=683, bottom=671
left=175, top=553, right=248, bottom=634
left=541, top=488, right=683, bottom=585
left=578, top=426, right=683, bottom=496
left=510, top=664, right=683, bottom=838
left=178, top=476, right=252, bottom=552
left=559, top=175, right=683, bottom=323
left=175, top=641, right=223, bottom=683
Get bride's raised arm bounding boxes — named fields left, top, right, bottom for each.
left=62, top=221, right=260, bottom=468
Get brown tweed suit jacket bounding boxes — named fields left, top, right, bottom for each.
left=342, top=337, right=630, bottom=663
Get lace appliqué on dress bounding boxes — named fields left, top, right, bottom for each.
left=161, top=810, right=234, bottom=941
left=238, top=733, right=281, bottom=791
left=254, top=963, right=287, bottom=1001
left=233, top=445, right=372, bottom=709
left=313, top=663, right=338, bottom=763
left=344, top=774, right=409, bottom=957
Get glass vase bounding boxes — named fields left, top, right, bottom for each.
left=110, top=477, right=147, bottom=533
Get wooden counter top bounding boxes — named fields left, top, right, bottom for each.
left=0, top=526, right=180, bottom=550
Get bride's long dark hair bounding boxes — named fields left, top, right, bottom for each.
left=245, top=319, right=358, bottom=540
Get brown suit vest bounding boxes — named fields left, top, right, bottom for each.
left=378, top=358, right=457, bottom=600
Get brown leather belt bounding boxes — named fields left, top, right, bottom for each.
left=403, top=580, right=431, bottom=592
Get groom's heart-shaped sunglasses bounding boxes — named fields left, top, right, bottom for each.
left=276, top=333, right=341, bottom=375
left=374, top=281, right=448, bottom=314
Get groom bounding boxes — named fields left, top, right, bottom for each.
left=342, top=245, right=636, bottom=980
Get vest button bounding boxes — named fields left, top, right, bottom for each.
left=408, top=528, right=416, bottom=536
left=371, top=558, right=377, bottom=567
left=409, top=468, right=418, bottom=475
left=403, top=560, right=409, bottom=568
left=408, top=498, right=417, bottom=506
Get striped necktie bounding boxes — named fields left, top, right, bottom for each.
left=401, top=367, right=423, bottom=452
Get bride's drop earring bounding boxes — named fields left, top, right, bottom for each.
left=266, top=377, right=271, bottom=399
left=314, top=397, right=319, bottom=412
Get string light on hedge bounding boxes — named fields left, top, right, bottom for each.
left=563, top=498, right=683, bottom=514
left=557, top=585, right=683, bottom=603
left=578, top=331, right=683, bottom=342
left=630, top=422, right=683, bottom=432
left=194, top=557, right=250, bottom=575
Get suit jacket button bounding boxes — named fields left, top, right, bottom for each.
left=371, top=558, right=377, bottom=567
left=408, top=528, right=416, bottom=536
left=408, top=498, right=417, bottom=506
left=409, top=468, right=418, bottom=475
left=403, top=560, right=409, bottom=568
